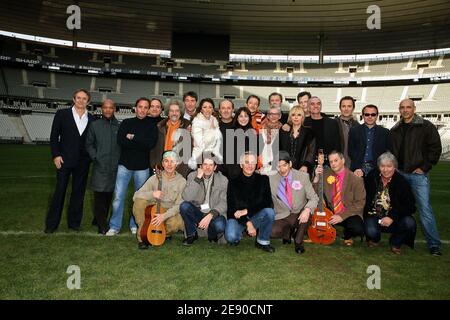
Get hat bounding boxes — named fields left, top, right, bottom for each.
left=278, top=150, right=292, bottom=163
left=162, top=150, right=179, bottom=162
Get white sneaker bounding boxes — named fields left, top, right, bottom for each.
left=105, top=229, right=119, bottom=236
left=130, top=227, right=137, bottom=235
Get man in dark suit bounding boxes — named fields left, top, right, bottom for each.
left=336, top=96, right=360, bottom=167
left=348, top=104, right=390, bottom=178
left=45, top=89, right=95, bottom=233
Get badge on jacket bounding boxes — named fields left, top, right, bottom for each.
left=292, top=180, right=302, bottom=190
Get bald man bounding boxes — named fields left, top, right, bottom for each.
left=390, top=98, right=442, bottom=256
left=85, top=99, right=120, bottom=234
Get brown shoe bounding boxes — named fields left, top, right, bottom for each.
left=344, top=238, right=353, bottom=246
left=391, top=246, right=401, bottom=255
left=368, top=240, right=379, bottom=248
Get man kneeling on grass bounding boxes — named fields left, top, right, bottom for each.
left=132, top=151, right=186, bottom=250
left=313, top=151, right=366, bottom=246
left=180, top=153, right=228, bottom=245
left=269, top=151, right=319, bottom=254
left=364, top=152, right=417, bottom=255
left=225, top=152, right=276, bottom=253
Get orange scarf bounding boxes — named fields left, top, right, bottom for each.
left=251, top=111, right=265, bottom=134
left=164, top=120, right=181, bottom=151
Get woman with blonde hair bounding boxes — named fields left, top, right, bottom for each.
left=279, top=105, right=315, bottom=174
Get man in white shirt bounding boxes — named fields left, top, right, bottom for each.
left=45, top=89, right=95, bottom=233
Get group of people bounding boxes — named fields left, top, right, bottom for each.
left=44, top=88, right=443, bottom=256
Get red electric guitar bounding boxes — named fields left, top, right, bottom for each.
left=307, top=149, right=336, bottom=245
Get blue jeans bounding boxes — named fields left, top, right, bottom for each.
left=400, top=172, right=441, bottom=249
left=109, top=165, right=150, bottom=232
left=365, top=215, right=416, bottom=248
left=179, top=201, right=226, bottom=240
left=225, top=208, right=275, bottom=245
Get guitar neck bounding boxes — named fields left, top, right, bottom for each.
left=318, top=171, right=324, bottom=212
left=156, top=175, right=162, bottom=214
left=316, top=149, right=326, bottom=212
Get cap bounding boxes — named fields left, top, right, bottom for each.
left=278, top=150, right=292, bottom=163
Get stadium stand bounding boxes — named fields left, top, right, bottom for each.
left=0, top=114, right=22, bottom=142
left=0, top=75, right=7, bottom=96
left=1, top=38, right=449, bottom=154
left=3, top=38, right=450, bottom=82
left=3, top=68, right=38, bottom=98
left=115, top=113, right=135, bottom=121
left=30, top=102, right=48, bottom=110
left=21, top=113, right=54, bottom=142
left=2, top=66, right=450, bottom=114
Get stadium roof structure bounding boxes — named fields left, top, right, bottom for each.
left=1, top=0, right=450, bottom=56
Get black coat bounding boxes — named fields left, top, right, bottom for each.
left=364, top=169, right=416, bottom=247
left=279, top=126, right=315, bottom=172
left=50, top=107, right=95, bottom=168
left=85, top=116, right=121, bottom=192
left=389, top=115, right=442, bottom=173
left=304, top=113, right=341, bottom=158
left=348, top=124, right=390, bottom=172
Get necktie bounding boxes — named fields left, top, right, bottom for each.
left=333, top=176, right=344, bottom=215
left=285, top=176, right=292, bottom=209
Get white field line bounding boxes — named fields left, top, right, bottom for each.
left=0, top=175, right=54, bottom=179
left=0, top=230, right=449, bottom=244
left=0, top=230, right=132, bottom=237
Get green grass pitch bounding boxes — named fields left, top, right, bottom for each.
left=0, top=145, right=449, bottom=299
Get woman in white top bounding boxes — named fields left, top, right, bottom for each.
left=258, top=104, right=282, bottom=176
left=188, top=98, right=223, bottom=169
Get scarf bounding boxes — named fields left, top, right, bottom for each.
left=251, top=111, right=265, bottom=133
left=164, top=120, right=181, bottom=151
left=262, top=120, right=282, bottom=144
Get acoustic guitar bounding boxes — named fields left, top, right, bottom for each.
left=307, top=149, right=336, bottom=245
left=140, top=165, right=167, bottom=246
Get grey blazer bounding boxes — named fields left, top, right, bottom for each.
left=269, top=169, right=319, bottom=220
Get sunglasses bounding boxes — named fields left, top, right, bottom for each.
left=364, top=113, right=377, bottom=117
